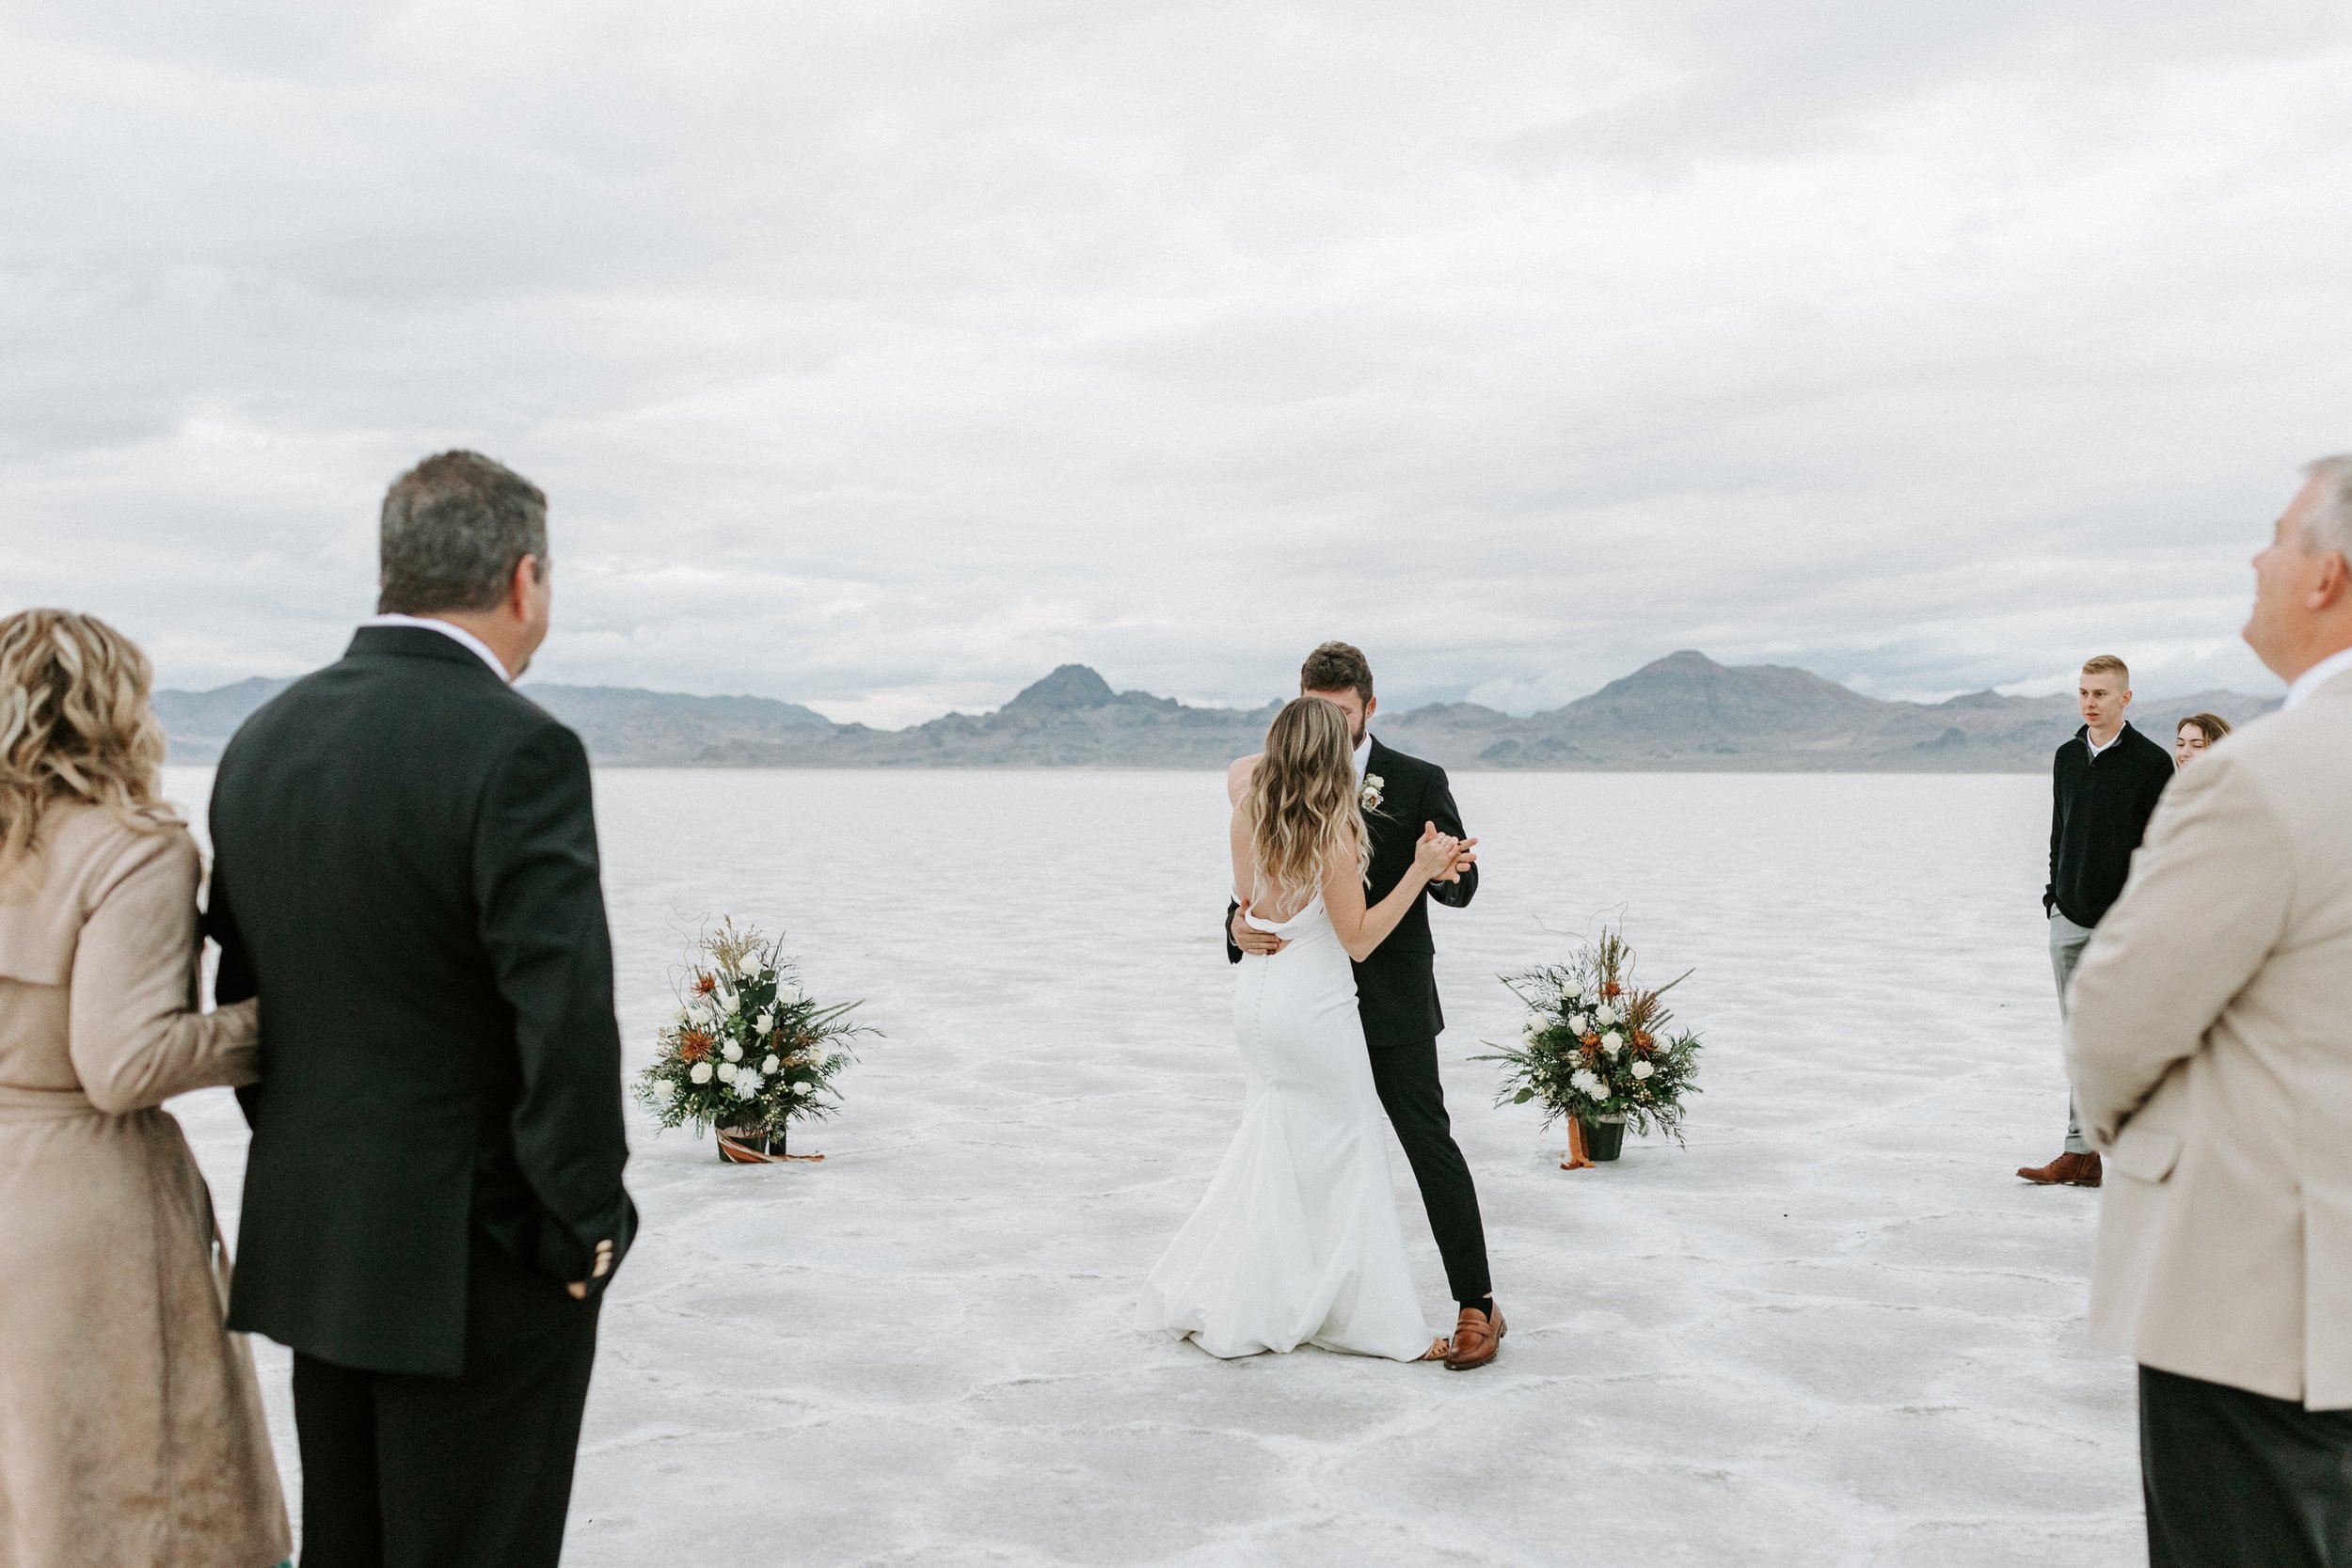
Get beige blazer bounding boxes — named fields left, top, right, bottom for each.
left=0, top=802, right=289, bottom=1568
left=2066, top=667, right=2352, bottom=1409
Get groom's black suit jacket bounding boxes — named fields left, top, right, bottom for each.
left=208, top=626, right=636, bottom=1377
left=1227, top=736, right=1478, bottom=1047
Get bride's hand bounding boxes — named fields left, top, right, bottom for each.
left=1411, top=822, right=1461, bottom=883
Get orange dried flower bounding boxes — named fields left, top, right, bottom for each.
left=1633, top=1031, right=1654, bottom=1050
left=1602, top=981, right=1623, bottom=999
left=1581, top=1034, right=1601, bottom=1049
left=691, top=973, right=718, bottom=997
left=677, top=1030, right=714, bottom=1063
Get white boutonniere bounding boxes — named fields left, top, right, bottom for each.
left=1359, top=772, right=1385, bottom=812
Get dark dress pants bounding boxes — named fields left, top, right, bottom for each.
left=2142, top=1363, right=2352, bottom=1567
left=293, top=1234, right=602, bottom=1568
left=1365, top=1035, right=1492, bottom=1306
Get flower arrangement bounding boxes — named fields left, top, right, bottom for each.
left=635, top=920, right=870, bottom=1164
left=1475, top=926, right=1702, bottom=1167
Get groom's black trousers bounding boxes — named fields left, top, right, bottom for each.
left=2140, top=1364, right=2352, bottom=1567
left=292, top=1234, right=601, bottom=1568
left=1367, top=1036, right=1492, bottom=1307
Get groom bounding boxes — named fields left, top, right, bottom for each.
left=1226, top=641, right=1502, bottom=1370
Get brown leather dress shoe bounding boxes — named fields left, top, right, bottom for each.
left=1444, top=1303, right=1505, bottom=1370
left=2016, top=1151, right=2102, bottom=1187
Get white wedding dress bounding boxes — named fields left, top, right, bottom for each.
left=1136, top=893, right=1432, bottom=1361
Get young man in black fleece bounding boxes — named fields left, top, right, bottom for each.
left=2020, top=654, right=2175, bottom=1187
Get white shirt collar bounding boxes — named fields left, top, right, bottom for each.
left=2084, top=723, right=2125, bottom=757
left=2283, top=644, right=2352, bottom=711
left=1353, top=733, right=1373, bottom=784
left=364, top=613, right=512, bottom=683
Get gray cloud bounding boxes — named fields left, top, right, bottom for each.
left=5, top=0, right=2348, bottom=725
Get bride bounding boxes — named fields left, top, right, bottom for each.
left=1137, top=695, right=1463, bottom=1362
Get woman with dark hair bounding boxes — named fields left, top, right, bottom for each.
left=0, top=609, right=290, bottom=1568
left=2174, top=711, right=2233, bottom=768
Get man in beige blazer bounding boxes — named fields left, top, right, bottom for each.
left=2067, top=453, right=2352, bottom=1567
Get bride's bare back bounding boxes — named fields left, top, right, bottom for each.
left=1226, top=752, right=1458, bottom=959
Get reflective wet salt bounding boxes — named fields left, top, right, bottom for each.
left=167, top=768, right=2137, bottom=1566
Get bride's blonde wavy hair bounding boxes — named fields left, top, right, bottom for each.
left=0, top=610, right=175, bottom=870
left=1245, top=696, right=1370, bottom=910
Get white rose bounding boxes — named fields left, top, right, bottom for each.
left=1602, top=1031, right=1624, bottom=1056
left=1522, top=1018, right=1543, bottom=1039
left=689, top=1062, right=713, bottom=1085
left=657, top=1079, right=678, bottom=1102
left=721, top=1040, right=743, bottom=1063
left=1569, top=1014, right=1590, bottom=1035
left=761, top=1054, right=780, bottom=1073
left=1565, top=985, right=1583, bottom=1003
left=755, top=1012, right=773, bottom=1035
left=1631, top=1059, right=1655, bottom=1080
left=737, top=952, right=762, bottom=979
left=1595, top=1005, right=1618, bottom=1027
left=723, top=988, right=741, bottom=1015
left=717, top=1061, right=739, bottom=1083
left=775, top=983, right=803, bottom=1006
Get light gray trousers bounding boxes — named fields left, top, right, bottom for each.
left=2049, top=911, right=2096, bottom=1155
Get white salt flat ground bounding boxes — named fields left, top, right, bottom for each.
left=166, top=768, right=2137, bottom=1566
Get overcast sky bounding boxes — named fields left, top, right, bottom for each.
left=5, top=1, right=2348, bottom=724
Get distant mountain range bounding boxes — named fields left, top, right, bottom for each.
left=154, top=651, right=2281, bottom=771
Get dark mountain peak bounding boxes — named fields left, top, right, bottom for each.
left=1005, top=664, right=1116, bottom=711
left=1938, top=689, right=2026, bottom=710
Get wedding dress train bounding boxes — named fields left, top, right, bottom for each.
left=1136, top=894, right=1432, bottom=1361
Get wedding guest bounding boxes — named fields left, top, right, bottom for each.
left=0, top=609, right=290, bottom=1568
left=2017, top=653, right=2172, bottom=1188
left=209, top=451, right=636, bottom=1567
left=2173, top=710, right=2232, bottom=767
left=2067, top=454, right=2352, bottom=1566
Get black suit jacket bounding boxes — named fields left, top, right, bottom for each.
left=209, top=626, right=637, bottom=1376
left=1227, top=736, right=1477, bottom=1049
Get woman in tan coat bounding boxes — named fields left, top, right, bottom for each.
left=0, top=610, right=290, bottom=1568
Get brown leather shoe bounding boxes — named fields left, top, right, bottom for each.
left=1444, top=1303, right=1505, bottom=1370
left=2016, top=1151, right=2102, bottom=1187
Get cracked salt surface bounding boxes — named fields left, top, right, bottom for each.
left=166, top=767, right=2137, bottom=1566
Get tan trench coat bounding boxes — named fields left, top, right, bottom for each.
left=0, top=802, right=290, bottom=1568
left=2067, top=667, right=2352, bottom=1408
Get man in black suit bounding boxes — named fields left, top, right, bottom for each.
left=1226, top=641, right=1500, bottom=1369
left=209, top=451, right=636, bottom=1568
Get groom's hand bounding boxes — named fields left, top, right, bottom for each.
left=1232, top=901, right=1287, bottom=956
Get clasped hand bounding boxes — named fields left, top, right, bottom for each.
left=1230, top=821, right=1476, bottom=957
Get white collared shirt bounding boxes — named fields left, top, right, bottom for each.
left=1353, top=733, right=1373, bottom=784
left=2085, top=724, right=2125, bottom=758
left=364, top=613, right=512, bottom=683
left=2283, top=644, right=2352, bottom=711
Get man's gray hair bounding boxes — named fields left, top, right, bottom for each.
left=377, top=451, right=548, bottom=615
left=2301, top=453, right=2352, bottom=562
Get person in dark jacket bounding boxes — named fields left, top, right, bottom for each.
left=1224, top=642, right=1501, bottom=1369
left=2019, top=653, right=2174, bottom=1187
left=209, top=451, right=636, bottom=1568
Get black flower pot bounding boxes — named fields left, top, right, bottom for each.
left=1579, top=1117, right=1626, bottom=1162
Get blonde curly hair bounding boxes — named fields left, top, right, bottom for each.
left=1244, top=696, right=1370, bottom=911
left=0, top=610, right=174, bottom=870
